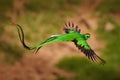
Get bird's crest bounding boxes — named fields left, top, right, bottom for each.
left=64, top=22, right=81, bottom=33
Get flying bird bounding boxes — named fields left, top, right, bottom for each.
left=16, top=22, right=105, bottom=64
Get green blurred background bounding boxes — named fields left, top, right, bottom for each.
left=0, top=0, right=120, bottom=80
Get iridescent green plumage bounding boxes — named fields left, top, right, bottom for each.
left=16, top=22, right=105, bottom=64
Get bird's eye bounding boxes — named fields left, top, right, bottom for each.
left=85, top=33, right=90, bottom=39
left=87, top=35, right=90, bottom=38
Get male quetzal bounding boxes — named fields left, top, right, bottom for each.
left=16, top=22, right=105, bottom=64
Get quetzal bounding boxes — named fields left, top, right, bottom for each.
left=16, top=22, right=105, bottom=64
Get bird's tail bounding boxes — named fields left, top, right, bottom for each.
left=15, top=24, right=42, bottom=53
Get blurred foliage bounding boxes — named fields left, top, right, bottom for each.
left=25, top=0, right=81, bottom=11
left=96, top=0, right=120, bottom=14
left=0, top=0, right=13, bottom=22
left=18, top=11, right=70, bottom=45
left=56, top=56, right=119, bottom=80
left=0, top=25, right=4, bottom=36
left=0, top=40, right=23, bottom=63
left=98, top=16, right=120, bottom=65
left=56, top=77, right=66, bottom=80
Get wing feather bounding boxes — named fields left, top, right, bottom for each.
left=64, top=22, right=81, bottom=33
left=73, top=39, right=105, bottom=64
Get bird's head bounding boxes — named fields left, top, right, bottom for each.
left=84, top=33, right=90, bottom=40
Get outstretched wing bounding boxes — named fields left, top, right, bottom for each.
left=64, top=22, right=81, bottom=33
left=73, top=39, right=105, bottom=64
